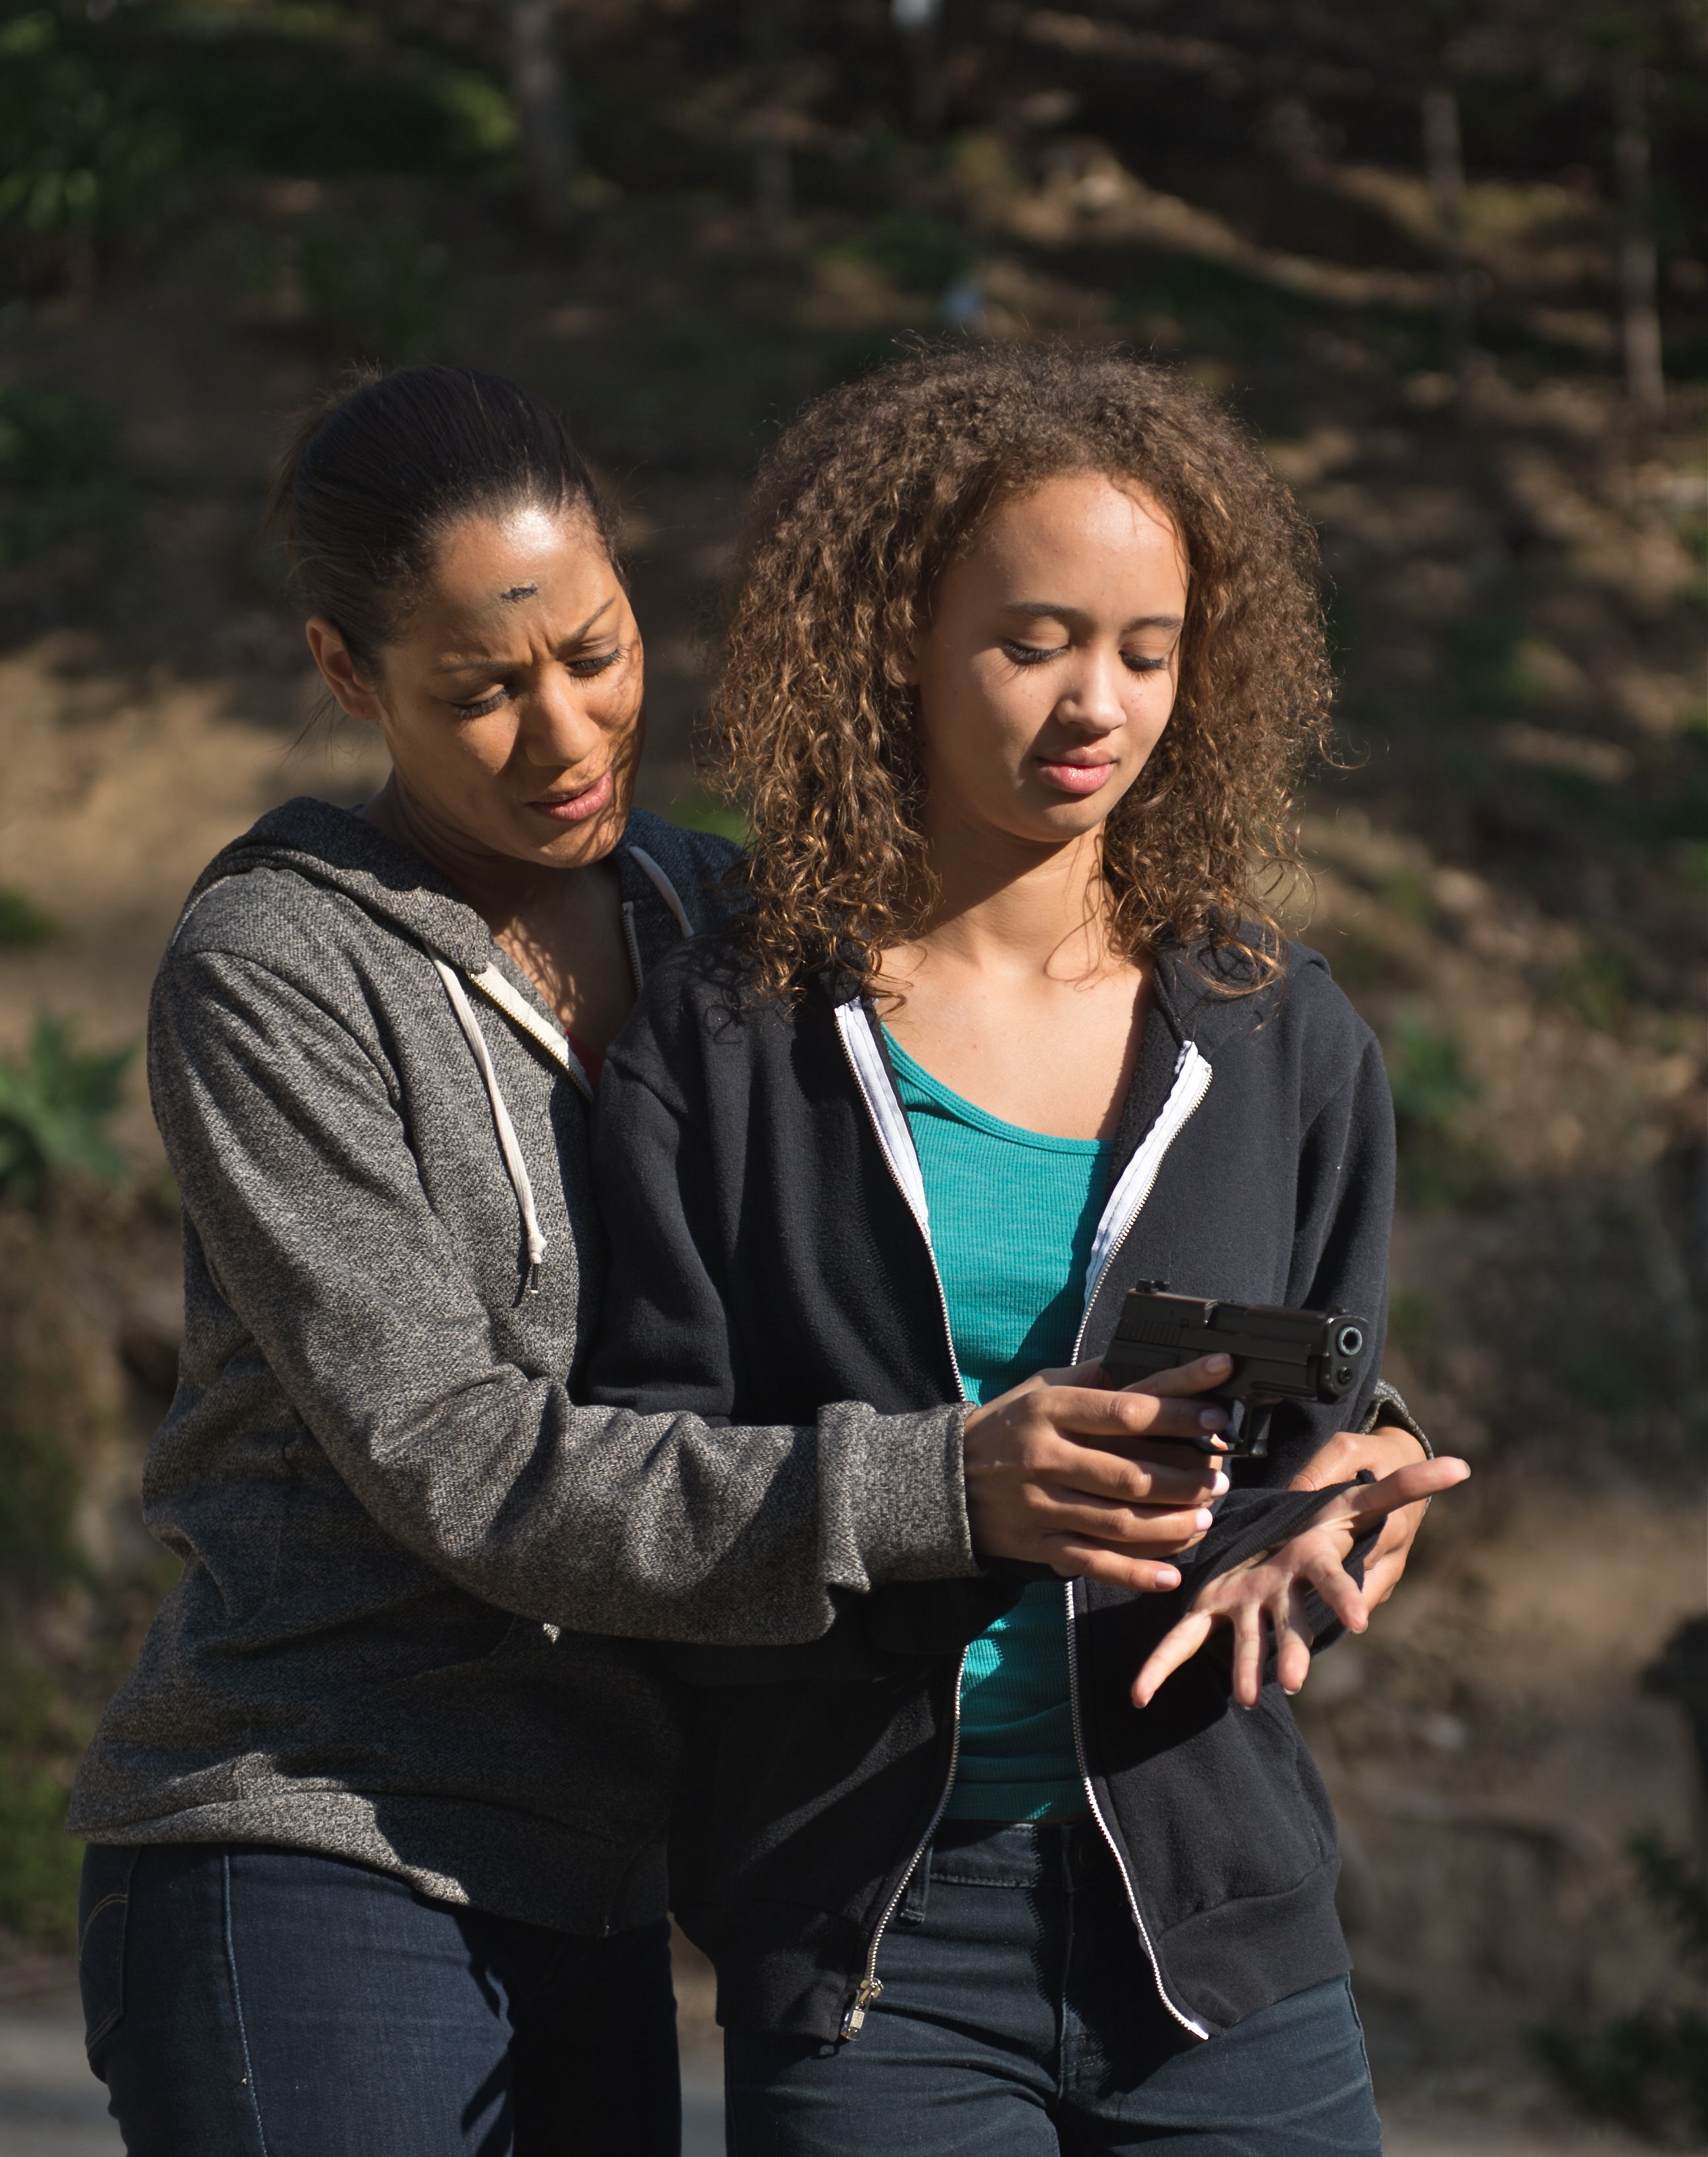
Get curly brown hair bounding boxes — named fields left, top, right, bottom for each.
left=705, top=340, right=1333, bottom=999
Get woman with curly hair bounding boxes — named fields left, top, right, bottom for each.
left=588, top=342, right=1466, bottom=2152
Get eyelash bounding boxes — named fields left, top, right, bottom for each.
left=1002, top=642, right=1170, bottom=674
left=451, top=647, right=623, bottom=715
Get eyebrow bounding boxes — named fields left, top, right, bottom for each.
left=431, top=595, right=619, bottom=674
left=1001, top=601, right=1184, bottom=631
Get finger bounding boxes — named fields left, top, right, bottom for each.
left=1024, top=1359, right=1115, bottom=1392
left=1360, top=1547, right=1408, bottom=1608
left=1041, top=1384, right=1232, bottom=1448
left=1115, top=1352, right=1234, bottom=1399
left=1007, top=1428, right=1228, bottom=1500
left=1026, top=1496, right=1216, bottom=1554
left=1309, top=1456, right=1470, bottom=1531
left=1275, top=1585, right=1315, bottom=1697
left=1132, top=1612, right=1217, bottom=1707
left=1298, top=1543, right=1370, bottom=1635
left=1047, top=1543, right=1183, bottom=1595
left=1037, top=1447, right=1230, bottom=1507
left=1230, top=1598, right=1267, bottom=1708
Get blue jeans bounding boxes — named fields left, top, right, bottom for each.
left=724, top=1820, right=1381, bottom=2155
left=78, top=1842, right=680, bottom=2156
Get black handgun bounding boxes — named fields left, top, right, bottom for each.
left=1099, top=1286, right=1371, bottom=1458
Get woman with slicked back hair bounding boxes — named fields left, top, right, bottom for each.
left=66, top=364, right=1250, bottom=2156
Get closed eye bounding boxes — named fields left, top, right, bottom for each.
left=1123, top=653, right=1171, bottom=673
left=1002, top=641, right=1068, bottom=666
left=453, top=688, right=508, bottom=717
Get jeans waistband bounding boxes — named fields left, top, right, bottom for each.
left=927, top=1816, right=1104, bottom=1888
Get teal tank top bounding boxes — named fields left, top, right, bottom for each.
left=884, top=1032, right=1110, bottom=1822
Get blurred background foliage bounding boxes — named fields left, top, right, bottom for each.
left=0, top=0, right=1703, bottom=2127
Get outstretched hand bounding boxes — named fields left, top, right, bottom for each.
left=962, top=1353, right=1236, bottom=1593
left=1130, top=1456, right=1471, bottom=1710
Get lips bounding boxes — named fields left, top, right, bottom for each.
left=528, top=769, right=615, bottom=824
left=1035, top=757, right=1116, bottom=798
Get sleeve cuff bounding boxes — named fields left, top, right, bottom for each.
left=1360, top=1379, right=1433, bottom=1459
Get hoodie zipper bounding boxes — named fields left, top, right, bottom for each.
left=831, top=1006, right=1215, bottom=2042
left=842, top=1645, right=968, bottom=2038
left=1064, top=1577, right=1209, bottom=2039
left=1069, top=1042, right=1213, bottom=1367
left=1062, top=1039, right=1214, bottom=2039
left=833, top=1000, right=971, bottom=2040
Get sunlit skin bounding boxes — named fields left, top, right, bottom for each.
left=889, top=473, right=1469, bottom=1685
left=884, top=470, right=1187, bottom=1140
left=306, top=505, right=640, bottom=1052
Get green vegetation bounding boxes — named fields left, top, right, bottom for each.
left=0, top=1012, right=133, bottom=1203
left=0, top=887, right=55, bottom=948
left=0, top=389, right=131, bottom=565
left=294, top=216, right=449, bottom=362
left=0, top=9, right=181, bottom=252
left=0, top=1651, right=83, bottom=1949
left=1443, top=617, right=1551, bottom=721
left=1536, top=1834, right=1708, bottom=2144
left=667, top=788, right=749, bottom=846
left=1384, top=1014, right=1486, bottom=1210
left=846, top=209, right=976, bottom=295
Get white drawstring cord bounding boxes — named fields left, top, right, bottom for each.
left=432, top=958, right=547, bottom=1295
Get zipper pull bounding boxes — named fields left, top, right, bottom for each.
left=840, top=1977, right=883, bottom=2039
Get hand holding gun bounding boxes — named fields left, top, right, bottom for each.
left=1099, top=1286, right=1371, bottom=1459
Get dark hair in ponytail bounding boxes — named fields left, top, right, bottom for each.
left=268, top=365, right=617, bottom=672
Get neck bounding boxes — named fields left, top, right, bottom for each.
left=361, top=773, right=582, bottom=937
left=897, top=794, right=1116, bottom=982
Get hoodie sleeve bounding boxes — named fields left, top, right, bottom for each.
left=1169, top=1022, right=1397, bottom=1594
left=149, top=944, right=978, bottom=1648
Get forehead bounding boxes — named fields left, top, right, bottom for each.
left=426, top=506, right=614, bottom=625
left=976, top=472, right=1184, bottom=566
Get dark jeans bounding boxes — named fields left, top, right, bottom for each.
left=78, top=1841, right=680, bottom=2157
left=724, top=1819, right=1381, bottom=2155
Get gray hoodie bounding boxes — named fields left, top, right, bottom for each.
left=67, top=798, right=977, bottom=1936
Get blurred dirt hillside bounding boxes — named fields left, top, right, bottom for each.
left=1, top=0, right=1705, bottom=2129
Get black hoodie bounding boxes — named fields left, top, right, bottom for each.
left=589, top=934, right=1398, bottom=2044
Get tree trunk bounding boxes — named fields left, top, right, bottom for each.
left=746, top=0, right=792, bottom=250
left=503, top=0, right=576, bottom=239
left=1421, top=88, right=1471, bottom=377
left=893, top=0, right=944, bottom=137
left=1613, top=60, right=1666, bottom=420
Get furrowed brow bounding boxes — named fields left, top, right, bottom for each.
left=432, top=596, right=620, bottom=674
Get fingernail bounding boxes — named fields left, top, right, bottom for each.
left=1210, top=1473, right=1230, bottom=1496
left=1206, top=1354, right=1232, bottom=1373
left=1199, top=1409, right=1226, bottom=1430
left=1194, top=1509, right=1214, bottom=1529
left=1283, top=1685, right=1300, bottom=1697
left=1155, top=1569, right=1179, bottom=1589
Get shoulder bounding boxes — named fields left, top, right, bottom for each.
left=605, top=928, right=804, bottom=1094
left=620, top=807, right=747, bottom=934
left=165, top=861, right=367, bottom=977
left=1163, top=934, right=1381, bottom=1103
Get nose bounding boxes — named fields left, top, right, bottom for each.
left=518, top=667, right=608, bottom=771
left=1053, top=645, right=1129, bottom=738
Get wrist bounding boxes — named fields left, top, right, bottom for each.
left=1360, top=1379, right=1433, bottom=1460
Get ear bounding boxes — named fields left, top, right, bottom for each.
left=305, top=618, right=385, bottom=724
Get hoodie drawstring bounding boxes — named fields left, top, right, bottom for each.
left=432, top=958, right=547, bottom=1295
